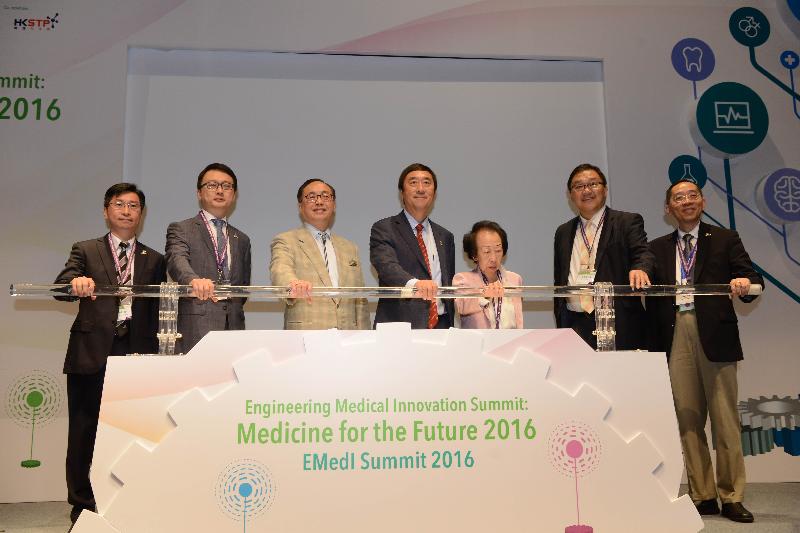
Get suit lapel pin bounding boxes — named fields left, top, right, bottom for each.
left=141, top=250, right=147, bottom=255
left=704, top=232, right=711, bottom=237
left=349, top=259, right=357, bottom=267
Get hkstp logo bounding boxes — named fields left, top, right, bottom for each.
left=14, top=12, right=59, bottom=30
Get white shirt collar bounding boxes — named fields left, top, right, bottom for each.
left=304, top=222, right=330, bottom=239
left=403, top=209, right=429, bottom=231
left=677, top=223, right=700, bottom=240
left=109, top=232, right=135, bottom=249
left=579, top=205, right=607, bottom=227
left=201, top=209, right=227, bottom=224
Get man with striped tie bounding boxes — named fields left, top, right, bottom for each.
left=647, top=179, right=762, bottom=523
left=55, top=183, right=165, bottom=526
left=166, top=163, right=252, bottom=352
left=270, top=178, right=369, bottom=330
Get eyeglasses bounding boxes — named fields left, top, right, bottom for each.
left=571, top=181, right=605, bottom=192
left=671, top=192, right=701, bottom=204
left=108, top=200, right=141, bottom=211
left=303, top=192, right=334, bottom=203
left=201, top=181, right=234, bottom=191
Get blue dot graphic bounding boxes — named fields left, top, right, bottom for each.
left=780, top=50, right=799, bottom=70
left=215, top=459, right=276, bottom=522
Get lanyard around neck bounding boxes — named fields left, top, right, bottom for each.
left=479, top=269, right=503, bottom=329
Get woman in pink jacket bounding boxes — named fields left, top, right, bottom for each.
left=453, top=220, right=523, bottom=329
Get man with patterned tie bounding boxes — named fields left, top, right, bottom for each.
left=370, top=163, right=456, bottom=329
left=647, top=179, right=762, bottom=523
left=55, top=183, right=165, bottom=525
left=553, top=163, right=653, bottom=349
left=166, top=163, right=252, bottom=352
left=270, top=178, right=369, bottom=330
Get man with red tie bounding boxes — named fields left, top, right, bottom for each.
left=370, top=163, right=455, bottom=329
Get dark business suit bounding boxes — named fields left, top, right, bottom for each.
left=165, top=214, right=251, bottom=352
left=55, top=235, right=165, bottom=519
left=647, top=221, right=762, bottom=504
left=370, top=212, right=455, bottom=328
left=647, top=221, right=762, bottom=361
left=553, top=207, right=653, bottom=350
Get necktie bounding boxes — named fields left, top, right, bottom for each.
left=579, top=222, right=595, bottom=313
left=116, top=242, right=131, bottom=336
left=682, top=234, right=695, bottom=283
left=415, top=223, right=438, bottom=329
left=318, top=232, right=330, bottom=272
left=117, top=242, right=130, bottom=285
left=211, top=218, right=230, bottom=280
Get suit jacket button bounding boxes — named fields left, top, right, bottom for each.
left=222, top=305, right=228, bottom=311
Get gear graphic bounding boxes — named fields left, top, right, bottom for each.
left=74, top=327, right=702, bottom=532
left=738, top=394, right=800, bottom=457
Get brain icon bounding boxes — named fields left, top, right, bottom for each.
left=762, top=169, right=800, bottom=222
left=774, top=175, right=800, bottom=214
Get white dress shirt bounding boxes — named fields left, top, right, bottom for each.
left=304, top=223, right=339, bottom=287
left=566, top=206, right=606, bottom=312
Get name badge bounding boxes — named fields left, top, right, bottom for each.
left=576, top=268, right=596, bottom=285
left=676, top=280, right=695, bottom=310
left=117, top=299, right=133, bottom=321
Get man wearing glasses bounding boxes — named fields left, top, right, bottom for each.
left=647, top=179, right=761, bottom=523
left=270, top=178, right=369, bottom=330
left=370, top=163, right=456, bottom=329
left=553, top=163, right=653, bottom=349
left=166, top=162, right=252, bottom=352
left=55, top=183, right=165, bottom=526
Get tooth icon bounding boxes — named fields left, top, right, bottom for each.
left=682, top=46, right=703, bottom=73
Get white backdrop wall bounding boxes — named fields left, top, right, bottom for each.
left=1, top=0, right=798, bottom=502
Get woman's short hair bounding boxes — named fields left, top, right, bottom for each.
left=463, top=220, right=509, bottom=260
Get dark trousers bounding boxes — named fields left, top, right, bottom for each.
left=433, top=314, right=452, bottom=329
left=559, top=308, right=597, bottom=350
left=66, top=335, right=129, bottom=521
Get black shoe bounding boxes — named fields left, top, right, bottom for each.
left=721, top=502, right=754, bottom=523
left=695, top=499, right=720, bottom=515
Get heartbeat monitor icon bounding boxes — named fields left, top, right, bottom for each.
left=713, top=101, right=754, bottom=134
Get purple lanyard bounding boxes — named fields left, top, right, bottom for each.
left=199, top=211, right=229, bottom=278
left=677, top=236, right=697, bottom=282
left=107, top=233, right=135, bottom=284
left=480, top=269, right=503, bottom=329
left=578, top=208, right=607, bottom=265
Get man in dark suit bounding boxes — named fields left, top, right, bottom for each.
left=553, top=163, right=653, bottom=350
left=55, top=183, right=165, bottom=525
left=166, top=162, right=251, bottom=352
left=370, top=163, right=455, bottom=329
left=648, top=179, right=762, bottom=523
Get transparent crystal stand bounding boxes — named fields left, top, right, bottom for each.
left=10, top=282, right=761, bottom=355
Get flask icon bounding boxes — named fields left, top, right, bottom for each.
left=680, top=163, right=697, bottom=183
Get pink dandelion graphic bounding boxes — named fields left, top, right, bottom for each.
left=548, top=421, right=602, bottom=533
